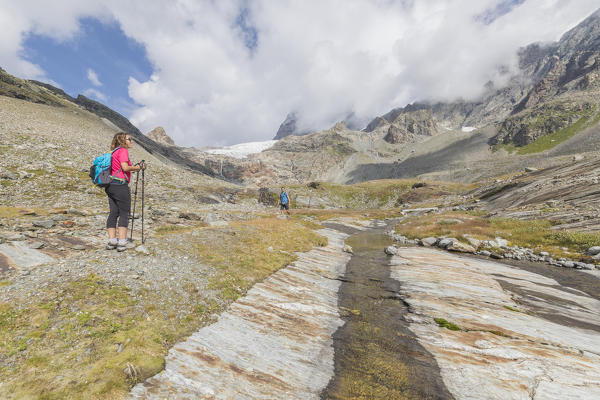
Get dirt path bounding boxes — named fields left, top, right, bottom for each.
left=130, top=228, right=351, bottom=399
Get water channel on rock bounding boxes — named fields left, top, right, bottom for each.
left=321, top=223, right=454, bottom=400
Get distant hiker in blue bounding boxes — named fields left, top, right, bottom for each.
left=279, top=187, right=290, bottom=215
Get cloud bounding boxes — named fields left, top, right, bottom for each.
left=1, top=0, right=599, bottom=146
left=83, top=87, right=107, bottom=102
left=87, top=68, right=102, bottom=86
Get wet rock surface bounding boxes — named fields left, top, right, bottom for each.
left=391, top=247, right=600, bottom=400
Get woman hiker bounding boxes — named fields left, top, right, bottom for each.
left=105, top=132, right=145, bottom=251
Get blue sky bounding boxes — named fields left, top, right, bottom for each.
left=22, top=18, right=153, bottom=116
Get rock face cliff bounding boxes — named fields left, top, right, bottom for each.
left=273, top=112, right=314, bottom=139
left=366, top=8, right=600, bottom=149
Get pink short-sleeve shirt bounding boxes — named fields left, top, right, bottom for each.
left=111, top=147, right=132, bottom=182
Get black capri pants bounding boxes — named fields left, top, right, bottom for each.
left=105, top=183, right=131, bottom=228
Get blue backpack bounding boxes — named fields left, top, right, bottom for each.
left=89, top=147, right=122, bottom=187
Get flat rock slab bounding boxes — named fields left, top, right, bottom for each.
left=130, top=228, right=351, bottom=399
left=0, top=241, right=54, bottom=269
left=391, top=247, right=600, bottom=400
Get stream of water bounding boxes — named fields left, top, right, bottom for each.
left=321, top=223, right=454, bottom=400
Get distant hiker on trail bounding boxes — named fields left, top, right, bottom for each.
left=280, top=187, right=290, bottom=215
left=105, top=132, right=145, bottom=251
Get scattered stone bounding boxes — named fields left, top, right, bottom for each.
left=135, top=245, right=150, bottom=255
left=61, top=220, right=76, bottom=228
left=463, top=234, right=481, bottom=249
left=539, top=251, right=550, bottom=257
left=28, top=241, right=45, bottom=249
left=0, top=171, right=19, bottom=180
left=480, top=250, right=492, bottom=257
left=67, top=208, right=88, bottom=216
left=524, top=167, right=538, bottom=172
left=572, top=154, right=584, bottom=162
left=209, top=221, right=229, bottom=227
left=71, top=244, right=86, bottom=251
left=18, top=171, right=34, bottom=179
left=267, top=246, right=274, bottom=253
left=179, top=212, right=201, bottom=220
left=3, top=233, right=26, bottom=241
left=560, top=261, right=575, bottom=268
left=342, top=245, right=353, bottom=254
left=384, top=246, right=398, bottom=255
left=151, top=209, right=167, bottom=217
left=33, top=219, right=56, bottom=229
left=446, top=241, right=476, bottom=254
left=490, top=253, right=503, bottom=259
left=420, top=237, right=438, bottom=247
left=437, top=238, right=456, bottom=249
left=587, top=246, right=600, bottom=256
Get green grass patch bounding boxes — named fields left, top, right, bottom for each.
left=0, top=274, right=171, bottom=399
left=516, top=113, right=592, bottom=154
left=434, top=318, right=461, bottom=331
left=0, top=281, right=11, bottom=287
left=503, top=305, right=520, bottom=312
left=193, top=218, right=327, bottom=302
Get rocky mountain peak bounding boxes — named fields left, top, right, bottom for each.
left=146, top=126, right=175, bottom=146
left=273, top=112, right=314, bottom=139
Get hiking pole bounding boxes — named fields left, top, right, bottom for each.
left=129, top=169, right=140, bottom=241
left=141, top=160, right=146, bottom=244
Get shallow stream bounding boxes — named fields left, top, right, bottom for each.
left=321, top=223, right=454, bottom=400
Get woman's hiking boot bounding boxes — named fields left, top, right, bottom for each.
left=117, top=239, right=136, bottom=252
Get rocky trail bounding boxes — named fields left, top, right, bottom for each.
left=126, top=221, right=600, bottom=399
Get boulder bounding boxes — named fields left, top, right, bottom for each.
left=587, top=246, right=600, bottom=256
left=342, top=245, right=354, bottom=254
left=420, top=237, right=438, bottom=247
left=179, top=212, right=202, bottom=220
left=135, top=245, right=150, bottom=255
left=437, top=238, right=457, bottom=249
left=32, top=220, right=56, bottom=229
left=446, top=241, right=476, bottom=254
left=559, top=261, right=575, bottom=268
left=463, top=235, right=481, bottom=249
left=384, top=246, right=398, bottom=255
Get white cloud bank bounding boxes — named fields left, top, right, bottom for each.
left=1, top=0, right=599, bottom=146
left=87, top=68, right=102, bottom=86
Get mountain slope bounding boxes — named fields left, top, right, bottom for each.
left=0, top=68, right=217, bottom=178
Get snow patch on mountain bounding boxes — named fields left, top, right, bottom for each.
left=205, top=140, right=278, bottom=159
